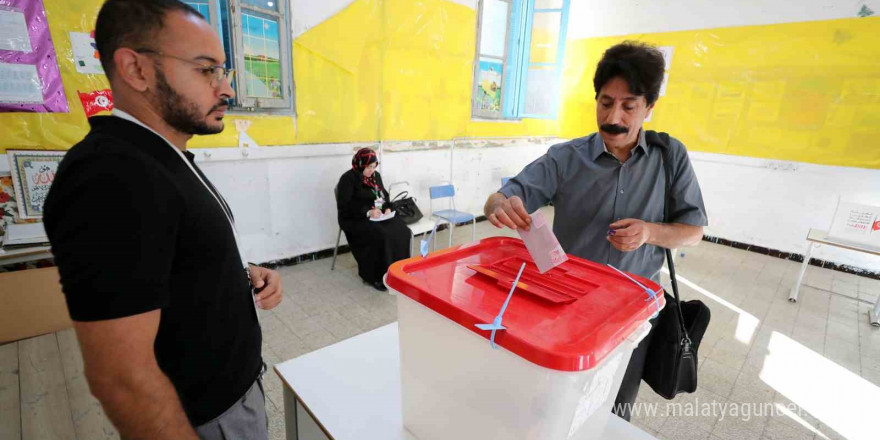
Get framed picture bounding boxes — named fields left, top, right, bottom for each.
left=0, top=173, right=13, bottom=237
left=6, top=150, right=66, bottom=219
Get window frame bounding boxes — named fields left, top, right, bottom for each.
left=186, top=0, right=295, bottom=113
left=471, top=0, right=513, bottom=119
left=516, top=0, right=569, bottom=119
left=471, top=0, right=570, bottom=121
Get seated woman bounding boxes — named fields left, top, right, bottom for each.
left=336, top=148, right=411, bottom=292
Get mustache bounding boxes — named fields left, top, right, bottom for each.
left=207, top=100, right=229, bottom=115
left=600, top=124, right=629, bottom=135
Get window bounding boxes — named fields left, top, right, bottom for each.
left=185, top=0, right=294, bottom=112
left=472, top=0, right=569, bottom=120
left=187, top=0, right=212, bottom=19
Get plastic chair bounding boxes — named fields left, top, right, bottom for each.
left=388, top=181, right=436, bottom=257
left=429, top=184, right=476, bottom=249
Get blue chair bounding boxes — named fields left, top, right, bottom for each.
left=429, top=184, right=476, bottom=249
left=501, top=177, right=511, bottom=186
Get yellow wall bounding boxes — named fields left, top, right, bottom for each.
left=0, top=0, right=295, bottom=151
left=561, top=17, right=880, bottom=169
left=294, top=0, right=559, bottom=143
left=1, top=0, right=106, bottom=152
left=1, top=0, right=878, bottom=170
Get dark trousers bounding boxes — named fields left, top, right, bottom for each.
left=612, top=316, right=658, bottom=421
left=341, top=216, right=411, bottom=283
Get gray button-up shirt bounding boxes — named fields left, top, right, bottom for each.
left=500, top=130, right=708, bottom=282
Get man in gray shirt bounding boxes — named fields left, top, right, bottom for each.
left=484, top=41, right=708, bottom=420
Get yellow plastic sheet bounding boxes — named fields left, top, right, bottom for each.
left=0, top=0, right=105, bottom=152
left=2, top=0, right=877, bottom=171
left=293, top=0, right=558, bottom=143
left=560, top=16, right=880, bottom=169
left=0, top=0, right=295, bottom=152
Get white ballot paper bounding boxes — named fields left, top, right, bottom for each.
left=517, top=210, right=567, bottom=273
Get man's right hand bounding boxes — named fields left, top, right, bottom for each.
left=485, top=193, right=531, bottom=230
left=369, top=208, right=382, bottom=219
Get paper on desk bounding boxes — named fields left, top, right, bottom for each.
left=517, top=210, right=567, bottom=273
left=370, top=211, right=396, bottom=222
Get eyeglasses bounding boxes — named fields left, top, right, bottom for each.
left=136, top=49, right=235, bottom=88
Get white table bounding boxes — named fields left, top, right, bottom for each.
left=274, top=323, right=659, bottom=440
left=788, top=228, right=880, bottom=326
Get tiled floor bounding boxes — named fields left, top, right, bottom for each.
left=2, top=206, right=879, bottom=440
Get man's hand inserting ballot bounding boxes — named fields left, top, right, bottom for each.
left=249, top=264, right=283, bottom=310
left=485, top=193, right=532, bottom=231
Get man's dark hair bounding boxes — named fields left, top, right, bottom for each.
left=593, top=41, right=665, bottom=106
left=95, top=0, right=203, bottom=79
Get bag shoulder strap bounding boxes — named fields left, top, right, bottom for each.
left=646, top=130, right=691, bottom=344
left=391, top=191, right=409, bottom=202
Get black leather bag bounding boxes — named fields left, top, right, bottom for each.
left=390, top=191, right=423, bottom=225
left=641, top=131, right=712, bottom=400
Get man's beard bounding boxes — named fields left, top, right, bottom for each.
left=153, top=69, right=226, bottom=135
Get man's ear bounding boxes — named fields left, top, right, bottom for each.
left=113, top=48, right=152, bottom=92
left=645, top=102, right=656, bottom=119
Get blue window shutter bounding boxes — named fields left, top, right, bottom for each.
left=516, top=0, right=570, bottom=119
left=502, top=0, right=528, bottom=119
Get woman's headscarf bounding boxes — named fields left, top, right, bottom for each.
left=351, top=148, right=379, bottom=191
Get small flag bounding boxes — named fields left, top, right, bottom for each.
left=78, top=89, right=113, bottom=117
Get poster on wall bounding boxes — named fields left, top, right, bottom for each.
left=6, top=150, right=66, bottom=219
left=0, top=7, right=31, bottom=52
left=69, top=31, right=103, bottom=74
left=476, top=59, right=503, bottom=112
left=0, top=0, right=68, bottom=113
left=0, top=62, right=43, bottom=103
left=827, top=201, right=880, bottom=250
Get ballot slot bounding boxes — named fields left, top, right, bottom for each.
left=467, top=256, right=599, bottom=304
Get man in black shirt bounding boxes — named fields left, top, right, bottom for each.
left=43, top=1, right=282, bottom=439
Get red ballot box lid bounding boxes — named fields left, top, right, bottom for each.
left=386, top=237, right=664, bottom=371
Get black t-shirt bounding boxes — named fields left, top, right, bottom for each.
left=43, top=116, right=262, bottom=426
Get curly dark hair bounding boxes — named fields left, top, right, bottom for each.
left=593, top=41, right=665, bottom=105
left=95, top=0, right=203, bottom=80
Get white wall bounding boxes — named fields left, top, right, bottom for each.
left=291, top=0, right=357, bottom=37
left=567, top=0, right=878, bottom=39
left=193, top=138, right=880, bottom=272
left=193, top=137, right=556, bottom=263
left=290, top=0, right=478, bottom=37
left=691, top=154, right=880, bottom=272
